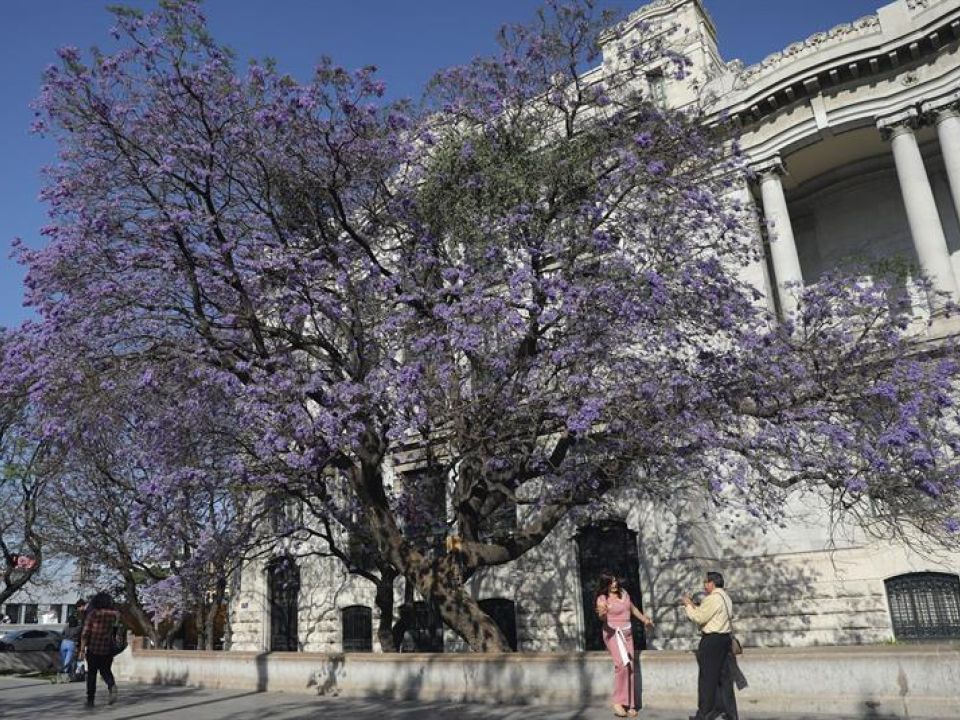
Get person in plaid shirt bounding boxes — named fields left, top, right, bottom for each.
left=79, top=591, right=120, bottom=708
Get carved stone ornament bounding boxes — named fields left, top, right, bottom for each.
left=877, top=108, right=921, bottom=140
left=901, top=72, right=920, bottom=87
left=737, top=14, right=881, bottom=85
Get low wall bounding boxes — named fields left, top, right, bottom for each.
left=114, top=641, right=960, bottom=718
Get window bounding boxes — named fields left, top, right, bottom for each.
left=267, top=556, right=300, bottom=651
left=646, top=69, right=666, bottom=107
left=341, top=605, right=372, bottom=652
left=478, top=497, right=517, bottom=540
left=23, top=604, right=38, bottom=624
left=4, top=604, right=22, bottom=623
left=478, top=598, right=518, bottom=651
left=267, top=493, right=303, bottom=536
left=347, top=515, right=376, bottom=572
left=74, top=559, right=94, bottom=586
left=397, top=600, right=444, bottom=652
left=397, top=467, right=447, bottom=553
left=886, top=572, right=960, bottom=641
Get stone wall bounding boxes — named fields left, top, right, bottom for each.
left=113, top=638, right=960, bottom=718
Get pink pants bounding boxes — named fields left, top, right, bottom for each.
left=602, top=626, right=635, bottom=707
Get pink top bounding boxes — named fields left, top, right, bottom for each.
left=598, top=591, right=632, bottom=627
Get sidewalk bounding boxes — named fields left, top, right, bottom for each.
left=0, top=675, right=913, bottom=720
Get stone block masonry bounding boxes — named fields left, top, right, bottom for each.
left=113, top=636, right=960, bottom=718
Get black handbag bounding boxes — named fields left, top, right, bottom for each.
left=111, top=622, right=128, bottom=657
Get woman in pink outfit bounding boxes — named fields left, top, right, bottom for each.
left=596, top=573, right=654, bottom=718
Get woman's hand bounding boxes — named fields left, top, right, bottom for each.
left=630, top=605, right=653, bottom=626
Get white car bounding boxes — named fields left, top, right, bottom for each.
left=0, top=629, right=61, bottom=652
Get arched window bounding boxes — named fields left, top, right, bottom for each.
left=342, top=605, right=373, bottom=652
left=267, top=556, right=300, bottom=651
left=885, top=572, right=960, bottom=641
left=478, top=598, right=518, bottom=651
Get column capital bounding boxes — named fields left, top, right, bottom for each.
left=877, top=108, right=920, bottom=140
left=751, top=155, right=786, bottom=180
left=921, top=91, right=960, bottom=124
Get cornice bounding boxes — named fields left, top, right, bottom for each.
left=737, top=15, right=882, bottom=87
left=921, top=87, right=960, bottom=116
left=705, top=0, right=960, bottom=127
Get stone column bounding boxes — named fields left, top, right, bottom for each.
left=733, top=177, right=777, bottom=316
left=755, top=157, right=803, bottom=317
left=923, top=98, right=960, bottom=232
left=879, top=109, right=959, bottom=304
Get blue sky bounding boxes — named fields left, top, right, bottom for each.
left=0, top=0, right=884, bottom=330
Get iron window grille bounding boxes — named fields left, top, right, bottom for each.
left=342, top=605, right=373, bottom=652
left=885, top=572, right=960, bottom=641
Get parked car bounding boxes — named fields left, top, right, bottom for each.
left=0, top=628, right=61, bottom=652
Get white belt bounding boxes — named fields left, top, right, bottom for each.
left=613, top=625, right=631, bottom=666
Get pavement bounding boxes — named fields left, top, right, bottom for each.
left=0, top=676, right=910, bottom=720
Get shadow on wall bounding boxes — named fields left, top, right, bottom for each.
left=235, top=553, right=362, bottom=654
left=635, top=497, right=821, bottom=650
left=355, top=652, right=600, bottom=709
left=308, top=653, right=345, bottom=696
left=150, top=669, right=190, bottom=686
left=462, top=516, right=590, bottom=654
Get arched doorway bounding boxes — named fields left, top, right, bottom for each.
left=267, top=556, right=300, bottom=651
left=575, top=520, right=645, bottom=651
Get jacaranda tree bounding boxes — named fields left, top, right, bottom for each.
left=0, top=332, right=54, bottom=608
left=37, top=350, right=268, bottom=649
left=11, top=0, right=960, bottom=650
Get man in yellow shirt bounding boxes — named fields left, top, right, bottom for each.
left=682, top=571, right=735, bottom=720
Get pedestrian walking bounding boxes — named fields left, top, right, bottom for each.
left=682, top=571, right=738, bottom=720
left=58, top=599, right=85, bottom=683
left=596, top=573, right=654, bottom=718
left=78, top=591, right=120, bottom=708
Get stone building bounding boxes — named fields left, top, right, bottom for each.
left=230, top=0, right=960, bottom=654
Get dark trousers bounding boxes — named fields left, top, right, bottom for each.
left=695, top=633, right=731, bottom=720
left=714, top=653, right=740, bottom=720
left=85, top=653, right=115, bottom=699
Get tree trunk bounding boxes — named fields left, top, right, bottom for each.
left=120, top=575, right=160, bottom=647
left=203, top=601, right=219, bottom=651
left=417, top=557, right=511, bottom=652
left=373, top=566, right=398, bottom=652
left=354, top=457, right=510, bottom=652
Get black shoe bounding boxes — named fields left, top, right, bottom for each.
left=85, top=698, right=95, bottom=708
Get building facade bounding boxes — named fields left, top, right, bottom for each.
left=230, top=0, right=960, bottom=654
